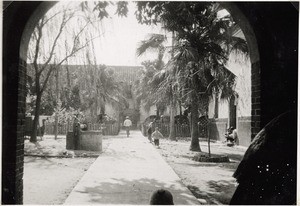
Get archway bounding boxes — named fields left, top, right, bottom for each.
left=2, top=2, right=297, bottom=204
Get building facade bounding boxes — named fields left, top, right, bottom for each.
left=208, top=30, right=251, bottom=146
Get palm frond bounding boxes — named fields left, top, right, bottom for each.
left=136, top=33, right=166, bottom=56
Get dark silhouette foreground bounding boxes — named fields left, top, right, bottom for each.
left=150, top=189, right=174, bottom=205
left=230, top=111, right=297, bottom=205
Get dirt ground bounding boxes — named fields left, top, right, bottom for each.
left=23, top=135, right=112, bottom=204
left=24, top=156, right=96, bottom=204
left=157, top=138, right=247, bottom=205
left=24, top=134, right=246, bottom=205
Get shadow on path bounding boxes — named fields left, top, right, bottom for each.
left=80, top=177, right=197, bottom=205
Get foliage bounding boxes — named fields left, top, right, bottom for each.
left=26, top=2, right=104, bottom=142
left=136, top=1, right=248, bottom=108
left=135, top=62, right=161, bottom=112
left=78, top=64, right=128, bottom=118
left=135, top=2, right=248, bottom=150
left=80, top=1, right=129, bottom=19
left=47, top=100, right=83, bottom=124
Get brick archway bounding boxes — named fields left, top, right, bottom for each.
left=221, top=2, right=261, bottom=141
left=2, top=2, right=297, bottom=204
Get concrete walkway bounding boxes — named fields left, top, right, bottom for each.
left=64, top=130, right=200, bottom=205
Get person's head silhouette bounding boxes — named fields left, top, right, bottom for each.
left=150, top=189, right=174, bottom=205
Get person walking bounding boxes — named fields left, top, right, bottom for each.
left=152, top=127, right=163, bottom=147
left=123, top=116, right=132, bottom=137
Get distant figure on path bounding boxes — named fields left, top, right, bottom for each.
left=152, top=127, right=163, bottom=147
left=150, top=189, right=174, bottom=205
left=147, top=122, right=153, bottom=143
left=123, top=116, right=132, bottom=137
left=40, top=119, right=46, bottom=140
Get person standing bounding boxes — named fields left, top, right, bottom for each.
left=40, top=119, right=46, bottom=140
left=147, top=122, right=153, bottom=143
left=152, top=127, right=163, bottom=147
left=123, top=116, right=132, bottom=137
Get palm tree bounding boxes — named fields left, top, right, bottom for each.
left=79, top=64, right=127, bottom=122
left=136, top=2, right=248, bottom=151
left=136, top=34, right=179, bottom=140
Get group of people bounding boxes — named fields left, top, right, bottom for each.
left=125, top=115, right=238, bottom=148
left=123, top=117, right=163, bottom=148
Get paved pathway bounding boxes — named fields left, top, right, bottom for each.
left=64, top=130, right=200, bottom=205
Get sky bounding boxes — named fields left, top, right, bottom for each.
left=29, top=1, right=172, bottom=67
left=30, top=2, right=233, bottom=67
left=87, top=2, right=172, bottom=66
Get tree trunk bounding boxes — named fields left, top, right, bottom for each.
left=54, top=68, right=59, bottom=140
left=156, top=105, right=160, bottom=119
left=66, top=66, right=71, bottom=88
left=189, top=94, right=201, bottom=151
left=100, top=102, right=105, bottom=115
left=30, top=92, right=42, bottom=142
left=208, top=123, right=211, bottom=157
left=169, top=100, right=177, bottom=140
left=179, top=101, right=182, bottom=116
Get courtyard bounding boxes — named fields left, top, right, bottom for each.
left=24, top=130, right=246, bottom=205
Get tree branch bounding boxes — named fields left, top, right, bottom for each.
left=33, top=20, right=43, bottom=75
left=38, top=12, right=75, bottom=75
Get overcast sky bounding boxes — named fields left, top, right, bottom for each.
left=30, top=2, right=232, bottom=67
left=92, top=2, right=172, bottom=66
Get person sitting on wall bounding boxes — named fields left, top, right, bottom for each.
left=225, top=127, right=238, bottom=146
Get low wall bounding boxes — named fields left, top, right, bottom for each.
left=47, top=122, right=119, bottom=136
left=66, top=131, right=102, bottom=151
left=80, top=131, right=102, bottom=151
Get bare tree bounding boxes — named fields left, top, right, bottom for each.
left=27, top=6, right=101, bottom=142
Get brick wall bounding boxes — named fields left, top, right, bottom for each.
left=2, top=59, right=26, bottom=204
left=16, top=59, right=27, bottom=203
left=251, top=61, right=261, bottom=141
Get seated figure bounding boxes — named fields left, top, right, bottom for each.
left=225, top=127, right=238, bottom=146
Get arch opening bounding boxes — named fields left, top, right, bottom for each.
left=5, top=1, right=283, bottom=204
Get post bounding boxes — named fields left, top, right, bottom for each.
left=208, top=121, right=211, bottom=157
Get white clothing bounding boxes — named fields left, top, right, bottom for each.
left=123, top=119, right=132, bottom=127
